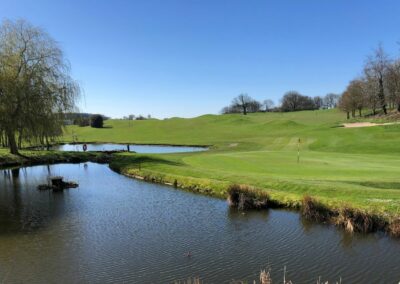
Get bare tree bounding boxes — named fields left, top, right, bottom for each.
left=0, top=19, right=80, bottom=154
left=364, top=44, right=391, bottom=114
left=339, top=91, right=352, bottom=119
left=263, top=99, right=274, bottom=112
left=323, top=93, right=340, bottom=109
left=281, top=91, right=316, bottom=112
left=385, top=59, right=400, bottom=111
left=281, top=91, right=302, bottom=111
left=232, top=93, right=253, bottom=115
left=346, top=79, right=365, bottom=117
left=313, top=96, right=323, bottom=109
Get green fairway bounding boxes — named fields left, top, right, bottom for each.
left=62, top=109, right=400, bottom=217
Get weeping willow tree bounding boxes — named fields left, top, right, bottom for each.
left=0, top=19, right=80, bottom=154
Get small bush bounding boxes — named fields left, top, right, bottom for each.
left=90, top=114, right=104, bottom=128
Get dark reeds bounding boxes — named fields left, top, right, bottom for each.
left=227, top=184, right=269, bottom=210
left=301, top=195, right=333, bottom=222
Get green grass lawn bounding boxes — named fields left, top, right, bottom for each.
left=59, top=109, right=400, bottom=217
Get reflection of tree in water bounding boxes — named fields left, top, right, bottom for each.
left=0, top=167, right=67, bottom=236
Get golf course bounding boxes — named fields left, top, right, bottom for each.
left=60, top=109, right=400, bottom=220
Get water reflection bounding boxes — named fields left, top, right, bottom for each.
left=0, top=163, right=399, bottom=283
left=50, top=143, right=208, bottom=153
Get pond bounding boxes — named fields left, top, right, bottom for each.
left=0, top=163, right=399, bottom=283
left=50, top=143, right=207, bottom=153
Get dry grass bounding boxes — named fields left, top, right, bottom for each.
left=389, top=218, right=400, bottom=238
left=333, top=208, right=385, bottom=234
left=177, top=269, right=347, bottom=284
left=227, top=184, right=269, bottom=210
left=174, top=277, right=202, bottom=284
left=301, top=196, right=333, bottom=223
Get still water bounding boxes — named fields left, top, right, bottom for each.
left=51, top=143, right=207, bottom=153
left=0, top=163, right=399, bottom=283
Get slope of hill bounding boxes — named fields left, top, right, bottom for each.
left=63, top=109, right=400, bottom=218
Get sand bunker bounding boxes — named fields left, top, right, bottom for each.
left=343, top=122, right=398, bottom=128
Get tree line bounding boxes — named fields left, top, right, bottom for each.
left=339, top=44, right=400, bottom=119
left=0, top=19, right=79, bottom=153
left=222, top=92, right=339, bottom=115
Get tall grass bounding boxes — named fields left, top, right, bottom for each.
left=227, top=184, right=269, bottom=210
left=175, top=267, right=347, bottom=283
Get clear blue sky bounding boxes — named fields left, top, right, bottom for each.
left=2, top=0, right=400, bottom=118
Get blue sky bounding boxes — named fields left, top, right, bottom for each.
left=2, top=0, right=400, bottom=118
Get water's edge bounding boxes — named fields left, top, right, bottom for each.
left=1, top=152, right=399, bottom=239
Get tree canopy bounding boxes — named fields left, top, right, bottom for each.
left=0, top=19, right=80, bottom=153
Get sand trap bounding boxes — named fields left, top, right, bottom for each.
left=343, top=122, right=398, bottom=128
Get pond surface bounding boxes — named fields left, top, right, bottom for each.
left=0, top=163, right=399, bottom=283
left=50, top=143, right=207, bottom=153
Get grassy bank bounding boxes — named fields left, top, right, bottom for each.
left=61, top=109, right=400, bottom=226
left=0, top=149, right=111, bottom=168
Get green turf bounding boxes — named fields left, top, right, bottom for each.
left=60, top=109, right=400, bottom=216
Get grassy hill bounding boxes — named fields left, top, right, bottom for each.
left=63, top=109, right=400, bottom=217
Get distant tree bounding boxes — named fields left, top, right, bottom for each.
left=364, top=44, right=391, bottom=114
left=90, top=115, right=103, bottom=128
left=221, top=105, right=241, bottom=114
left=323, top=93, right=340, bottom=109
left=385, top=59, right=400, bottom=111
left=221, top=94, right=261, bottom=115
left=75, top=117, right=90, bottom=127
left=247, top=100, right=262, bottom=113
left=263, top=99, right=275, bottom=112
left=339, top=92, right=352, bottom=119
left=281, top=91, right=316, bottom=112
left=0, top=19, right=80, bottom=154
left=365, top=81, right=380, bottom=115
left=346, top=79, right=365, bottom=117
left=232, top=93, right=253, bottom=115
left=128, top=114, right=135, bottom=120
left=281, top=91, right=302, bottom=111
left=313, top=96, right=323, bottom=109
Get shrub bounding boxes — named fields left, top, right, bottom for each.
left=90, top=114, right=103, bottom=128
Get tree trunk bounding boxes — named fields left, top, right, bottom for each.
left=6, top=129, right=19, bottom=155
left=346, top=112, right=350, bottom=119
left=351, top=110, right=355, bottom=118
left=359, top=108, right=362, bottom=117
left=242, top=106, right=247, bottom=115
left=397, top=103, right=400, bottom=112
left=379, top=78, right=387, bottom=114
left=382, top=104, right=387, bottom=114
left=45, top=136, right=50, bottom=151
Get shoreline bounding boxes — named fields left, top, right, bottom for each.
left=108, top=161, right=400, bottom=239
left=1, top=150, right=399, bottom=239
left=58, top=141, right=211, bottom=148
